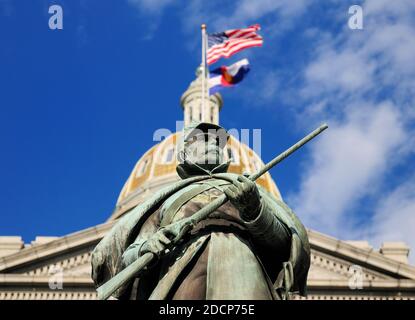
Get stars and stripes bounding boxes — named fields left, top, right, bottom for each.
left=206, top=24, right=263, bottom=65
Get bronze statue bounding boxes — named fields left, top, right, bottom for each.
left=91, top=122, right=327, bottom=300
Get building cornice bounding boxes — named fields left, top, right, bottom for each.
left=0, top=222, right=114, bottom=272
left=308, top=229, right=415, bottom=280
left=0, top=274, right=93, bottom=286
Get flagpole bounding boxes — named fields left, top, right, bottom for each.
left=205, top=28, right=210, bottom=122
left=201, top=24, right=207, bottom=122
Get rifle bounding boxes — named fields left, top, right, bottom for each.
left=97, top=123, right=328, bottom=300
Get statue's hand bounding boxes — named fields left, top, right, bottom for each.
left=121, top=228, right=176, bottom=268
left=140, top=228, right=175, bottom=257
left=224, top=175, right=262, bottom=221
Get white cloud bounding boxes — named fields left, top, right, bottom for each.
left=366, top=176, right=415, bottom=263
left=212, top=0, right=309, bottom=30
left=127, top=0, right=175, bottom=39
left=300, top=0, right=415, bottom=107
left=241, top=69, right=281, bottom=107
left=365, top=0, right=415, bottom=20
left=287, top=0, right=415, bottom=258
left=128, top=0, right=174, bottom=15
left=289, top=102, right=405, bottom=236
left=303, top=49, right=375, bottom=96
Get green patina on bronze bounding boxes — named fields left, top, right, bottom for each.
left=91, top=122, right=327, bottom=300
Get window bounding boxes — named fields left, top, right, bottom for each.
left=164, top=147, right=175, bottom=163
left=135, top=159, right=149, bottom=177
left=227, top=148, right=234, bottom=162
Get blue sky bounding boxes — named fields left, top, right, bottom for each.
left=1, top=0, right=414, bottom=261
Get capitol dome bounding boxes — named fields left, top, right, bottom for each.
left=109, top=70, right=282, bottom=220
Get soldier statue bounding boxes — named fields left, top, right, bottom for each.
left=91, top=122, right=310, bottom=300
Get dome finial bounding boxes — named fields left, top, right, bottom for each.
left=195, top=65, right=203, bottom=77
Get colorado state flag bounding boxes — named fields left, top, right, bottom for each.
left=208, top=59, right=250, bottom=95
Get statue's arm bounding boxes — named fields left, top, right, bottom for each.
left=243, top=196, right=291, bottom=254
left=121, top=209, right=161, bottom=267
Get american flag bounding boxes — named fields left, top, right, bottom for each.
left=206, top=24, right=263, bottom=65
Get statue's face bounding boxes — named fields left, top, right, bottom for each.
left=184, top=133, right=223, bottom=170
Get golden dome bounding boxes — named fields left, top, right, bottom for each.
left=110, top=132, right=282, bottom=221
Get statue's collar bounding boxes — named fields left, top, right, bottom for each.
left=176, top=160, right=231, bottom=179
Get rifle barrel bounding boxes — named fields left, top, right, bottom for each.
left=97, top=252, right=154, bottom=300
left=249, top=123, right=328, bottom=181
